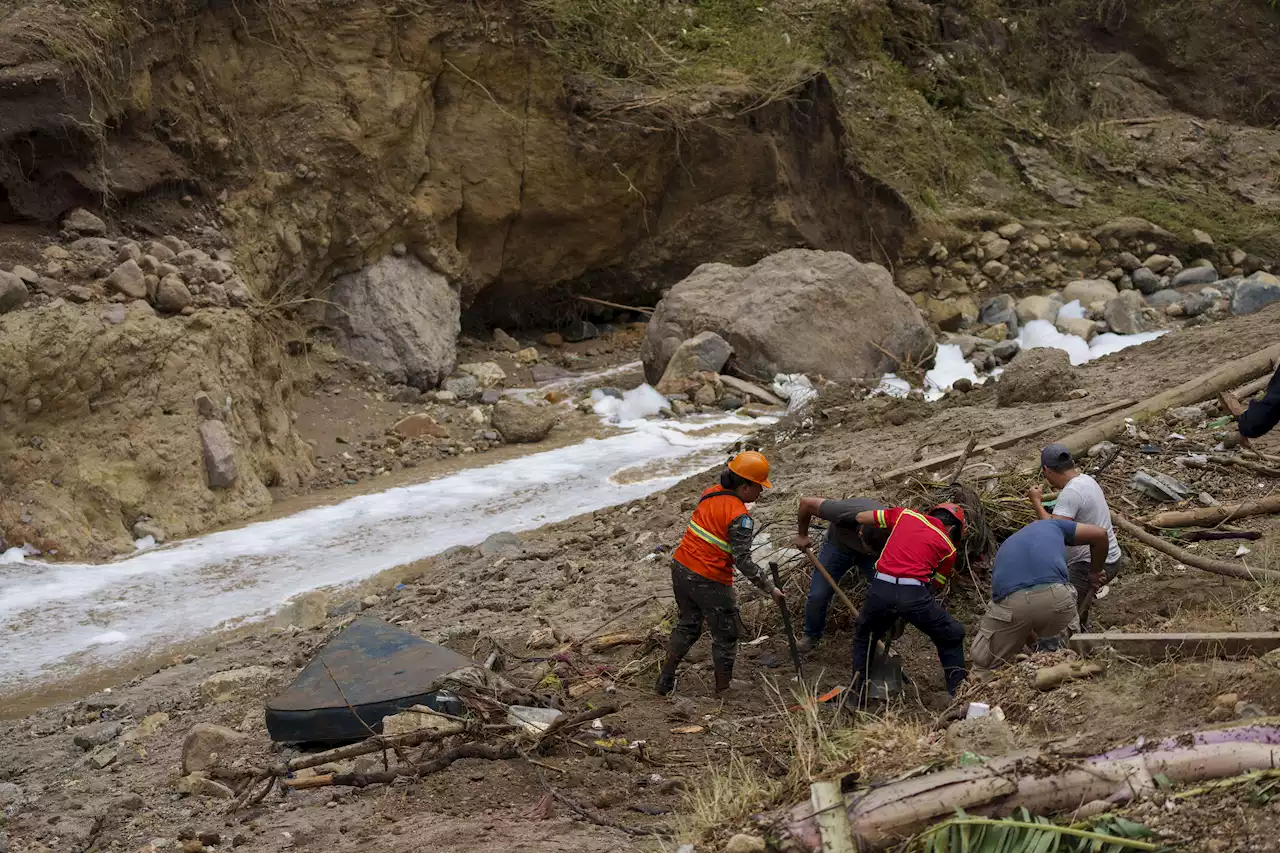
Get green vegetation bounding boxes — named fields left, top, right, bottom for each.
left=913, top=809, right=1164, bottom=853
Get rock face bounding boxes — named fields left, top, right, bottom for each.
left=996, top=348, right=1079, bottom=406
left=656, top=331, right=732, bottom=394
left=1231, top=272, right=1280, bottom=316
left=0, top=303, right=313, bottom=558
left=491, top=401, right=558, bottom=444
left=326, top=255, right=461, bottom=389
left=641, top=250, right=933, bottom=384
left=1104, top=290, right=1150, bottom=334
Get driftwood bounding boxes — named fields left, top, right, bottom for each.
left=947, top=435, right=979, bottom=485
left=1142, top=496, right=1280, bottom=530
left=878, top=400, right=1133, bottom=483
left=780, top=729, right=1280, bottom=850
left=1058, top=343, right=1280, bottom=458
left=1112, top=512, right=1280, bottom=582
left=1034, top=660, right=1103, bottom=691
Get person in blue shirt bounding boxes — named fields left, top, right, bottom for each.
left=970, top=518, right=1110, bottom=669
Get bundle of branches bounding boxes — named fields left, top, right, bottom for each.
left=898, top=478, right=1004, bottom=562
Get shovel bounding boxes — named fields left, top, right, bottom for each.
left=768, top=561, right=805, bottom=684
left=801, top=547, right=908, bottom=701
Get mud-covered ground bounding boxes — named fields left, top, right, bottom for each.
left=3, top=306, right=1280, bottom=853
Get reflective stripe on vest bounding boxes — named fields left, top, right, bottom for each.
left=688, top=520, right=731, bottom=552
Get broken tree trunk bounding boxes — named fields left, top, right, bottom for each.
left=1069, top=631, right=1280, bottom=661
left=1143, top=496, right=1280, bottom=529
left=1058, top=343, right=1280, bottom=458
left=1112, top=512, right=1280, bottom=582
left=780, top=735, right=1280, bottom=850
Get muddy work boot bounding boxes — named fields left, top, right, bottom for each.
left=713, top=661, right=736, bottom=699
left=796, top=635, right=819, bottom=655
left=655, top=652, right=682, bottom=696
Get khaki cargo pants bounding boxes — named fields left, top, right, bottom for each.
left=970, top=583, right=1078, bottom=670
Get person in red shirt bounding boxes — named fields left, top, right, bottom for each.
left=849, top=503, right=967, bottom=696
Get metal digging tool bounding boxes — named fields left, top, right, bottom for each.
left=768, top=561, right=805, bottom=684
left=801, top=547, right=908, bottom=701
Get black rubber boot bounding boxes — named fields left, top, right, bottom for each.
left=713, top=661, right=734, bottom=698
left=655, top=651, right=681, bottom=696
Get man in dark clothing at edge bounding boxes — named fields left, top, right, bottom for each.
left=1236, top=364, right=1280, bottom=440
left=848, top=504, right=968, bottom=698
left=656, top=451, right=785, bottom=698
left=792, top=495, right=889, bottom=653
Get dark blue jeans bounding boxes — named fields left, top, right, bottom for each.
left=851, top=578, right=967, bottom=695
left=803, top=540, right=877, bottom=640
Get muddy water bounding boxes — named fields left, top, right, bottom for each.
left=0, top=399, right=772, bottom=698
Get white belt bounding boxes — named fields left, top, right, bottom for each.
left=875, top=572, right=923, bottom=586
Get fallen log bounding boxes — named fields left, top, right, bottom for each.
left=1112, top=512, right=1280, bottom=582
left=1069, top=631, right=1280, bottom=661
left=780, top=735, right=1280, bottom=850
left=1059, top=343, right=1280, bottom=458
left=877, top=400, right=1134, bottom=483
left=1142, top=496, right=1280, bottom=530
left=1176, top=530, right=1262, bottom=543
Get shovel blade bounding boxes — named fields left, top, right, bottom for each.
left=864, top=647, right=908, bottom=701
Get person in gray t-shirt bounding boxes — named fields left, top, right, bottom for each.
left=1029, top=443, right=1124, bottom=627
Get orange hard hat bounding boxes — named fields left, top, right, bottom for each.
left=728, top=451, right=772, bottom=488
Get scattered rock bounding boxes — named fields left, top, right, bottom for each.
left=156, top=275, right=194, bottom=313
left=895, top=266, right=933, bottom=294
left=1056, top=316, right=1096, bottom=342
left=1093, top=217, right=1174, bottom=246
left=1088, top=441, right=1117, bottom=458
left=74, top=721, right=123, bottom=750
left=1115, top=252, right=1142, bottom=272
left=491, top=400, right=558, bottom=443
left=997, top=222, right=1025, bottom=240
left=132, top=520, right=166, bottom=543
left=0, top=271, right=29, bottom=314
left=992, top=339, right=1020, bottom=363
left=177, top=772, right=235, bottom=799
left=87, top=744, right=119, bottom=769
left=392, top=413, right=449, bottom=439
left=274, top=591, right=328, bottom=630
left=1143, top=254, right=1174, bottom=274
left=926, top=295, right=979, bottom=332
left=199, top=666, right=275, bottom=703
left=11, top=264, right=38, bottom=285
left=442, top=373, right=480, bottom=399
left=105, top=259, right=148, bottom=299
left=198, top=420, right=239, bottom=489
left=1130, top=267, right=1162, bottom=294
left=1182, top=291, right=1216, bottom=318
left=945, top=716, right=1016, bottom=756
left=1231, top=272, right=1280, bottom=316
left=984, top=237, right=1011, bottom=260
left=0, top=782, right=22, bottom=806
left=1103, top=290, right=1149, bottom=334
left=978, top=294, right=1018, bottom=333
left=515, top=346, right=540, bottom=365
left=182, top=724, right=248, bottom=774
left=563, top=319, right=600, bottom=342
left=656, top=331, right=733, bottom=394
left=492, top=328, right=522, bottom=353
left=540, top=332, right=564, bottom=348
left=137, top=712, right=170, bottom=736
left=1172, top=266, right=1219, bottom=288
left=997, top=348, right=1079, bottom=407
left=63, top=207, right=107, bottom=235
left=527, top=627, right=559, bottom=650
left=1062, top=279, right=1118, bottom=307
left=1192, top=229, right=1214, bottom=250
left=479, top=531, right=522, bottom=558
left=458, top=361, right=507, bottom=387
left=1014, top=294, right=1061, bottom=325
left=642, top=249, right=933, bottom=384
left=724, top=834, right=766, bottom=853
left=1145, top=289, right=1183, bottom=309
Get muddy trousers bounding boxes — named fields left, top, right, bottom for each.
left=665, top=562, right=740, bottom=676
left=970, top=583, right=1078, bottom=670
left=1068, top=554, right=1124, bottom=629
left=850, top=578, right=967, bottom=695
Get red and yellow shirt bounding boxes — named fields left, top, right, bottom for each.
left=871, top=507, right=957, bottom=587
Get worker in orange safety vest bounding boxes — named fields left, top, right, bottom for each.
left=656, top=451, right=785, bottom=697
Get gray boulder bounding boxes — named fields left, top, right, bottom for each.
left=563, top=319, right=599, bottom=342
left=1014, top=294, right=1062, bottom=325
left=1182, top=291, right=1216, bottom=318
left=198, top=420, right=239, bottom=489
left=992, top=339, right=1020, bottom=363
left=1130, top=267, right=1163, bottom=294
left=0, top=270, right=29, bottom=314
left=1115, top=251, right=1142, bottom=272
left=63, top=208, right=107, bottom=236
left=155, top=275, right=193, bottom=313
left=491, top=401, right=558, bottom=443
left=327, top=255, right=460, bottom=390
left=442, top=374, right=480, bottom=399
left=1104, top=290, right=1149, bottom=334
left=479, top=531, right=522, bottom=558
left=997, top=348, right=1079, bottom=407
left=106, top=259, right=147, bottom=299
left=1231, top=272, right=1280, bottom=316
left=1062, top=279, right=1118, bottom=308
left=979, top=294, right=1018, bottom=331
left=1171, top=266, right=1219, bottom=288
left=1145, top=289, right=1183, bottom=309
left=641, top=250, right=933, bottom=384
left=656, top=331, right=732, bottom=394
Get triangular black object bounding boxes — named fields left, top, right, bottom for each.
left=265, top=617, right=474, bottom=743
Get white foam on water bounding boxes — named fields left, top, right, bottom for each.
left=924, top=344, right=982, bottom=401
left=0, top=401, right=770, bottom=692
left=592, top=383, right=669, bottom=424
left=133, top=536, right=156, bottom=551
left=876, top=374, right=911, bottom=398
left=1018, top=319, right=1167, bottom=365
left=1057, top=299, right=1087, bottom=320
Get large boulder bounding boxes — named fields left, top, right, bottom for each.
left=1014, top=294, right=1062, bottom=325
left=327, top=255, right=460, bottom=389
left=1130, top=266, right=1163, bottom=295
left=491, top=401, right=558, bottom=443
left=641, top=250, right=933, bottom=384
left=198, top=420, right=239, bottom=489
left=1062, top=279, right=1118, bottom=308
left=1172, top=266, right=1219, bottom=288
left=996, top=348, right=1079, bottom=407
left=978, top=294, right=1018, bottom=331
left=1104, top=290, right=1149, bottom=334
left=656, top=331, right=732, bottom=394
left=1231, top=272, right=1280, bottom=316
left=0, top=270, right=29, bottom=313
